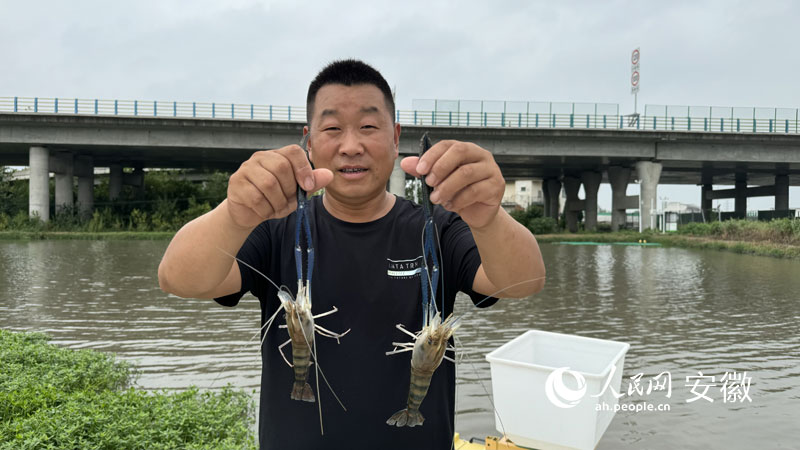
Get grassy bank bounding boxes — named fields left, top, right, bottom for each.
left=0, top=330, right=256, bottom=450
left=537, top=230, right=800, bottom=259
left=0, top=230, right=174, bottom=240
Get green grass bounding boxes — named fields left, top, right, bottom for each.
left=676, top=219, right=800, bottom=245
left=536, top=229, right=800, bottom=259
left=0, top=329, right=256, bottom=450
left=0, top=231, right=174, bottom=240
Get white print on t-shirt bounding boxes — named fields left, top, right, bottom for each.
left=386, top=256, right=423, bottom=279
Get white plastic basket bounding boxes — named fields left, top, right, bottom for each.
left=485, top=330, right=630, bottom=450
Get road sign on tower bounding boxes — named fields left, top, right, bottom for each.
left=631, top=47, right=640, bottom=94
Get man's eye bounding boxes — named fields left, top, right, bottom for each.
left=362, top=125, right=377, bottom=129
left=323, top=127, right=340, bottom=132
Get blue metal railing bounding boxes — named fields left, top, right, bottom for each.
left=2, top=96, right=799, bottom=134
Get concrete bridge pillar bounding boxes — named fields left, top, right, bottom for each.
left=75, top=155, right=94, bottom=218
left=545, top=178, right=562, bottom=219
left=52, top=152, right=74, bottom=214
left=775, top=174, right=789, bottom=211
left=701, top=184, right=713, bottom=221
left=581, top=171, right=601, bottom=231
left=389, top=157, right=406, bottom=198
left=636, top=161, right=662, bottom=231
left=29, top=146, right=50, bottom=222
left=735, top=173, right=747, bottom=219
left=109, top=164, right=123, bottom=200
left=542, top=178, right=551, bottom=217
left=130, top=165, right=145, bottom=197
left=608, top=166, right=631, bottom=232
left=563, top=176, right=581, bottom=233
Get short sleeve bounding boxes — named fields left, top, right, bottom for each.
left=436, top=208, right=498, bottom=308
left=213, top=222, right=272, bottom=307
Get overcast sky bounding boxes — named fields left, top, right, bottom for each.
left=2, top=0, right=798, bottom=209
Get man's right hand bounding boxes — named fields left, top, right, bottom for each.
left=226, top=145, right=334, bottom=229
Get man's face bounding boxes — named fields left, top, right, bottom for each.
left=306, top=83, right=400, bottom=204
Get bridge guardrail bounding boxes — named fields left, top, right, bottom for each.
left=2, top=96, right=799, bottom=134
left=0, top=97, right=306, bottom=122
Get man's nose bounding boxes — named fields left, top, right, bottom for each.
left=338, top=130, right=365, bottom=156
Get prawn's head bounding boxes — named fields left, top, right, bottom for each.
left=295, top=283, right=312, bottom=312
left=283, top=284, right=315, bottom=346
left=277, top=289, right=294, bottom=310
left=411, top=316, right=458, bottom=371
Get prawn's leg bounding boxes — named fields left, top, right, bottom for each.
left=313, top=324, right=350, bottom=341
left=395, top=323, right=418, bottom=339
left=312, top=306, right=339, bottom=320
left=391, top=342, right=415, bottom=348
left=386, top=347, right=414, bottom=356
left=278, top=338, right=293, bottom=367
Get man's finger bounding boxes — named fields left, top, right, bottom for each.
left=400, top=156, right=421, bottom=177
left=429, top=162, right=495, bottom=204
left=256, top=152, right=298, bottom=200
left=415, top=140, right=456, bottom=175
left=230, top=177, right=275, bottom=220
left=447, top=178, right=503, bottom=212
left=310, top=168, right=334, bottom=192
left=425, top=142, right=484, bottom=188
left=246, top=169, right=289, bottom=214
left=277, top=145, right=316, bottom=191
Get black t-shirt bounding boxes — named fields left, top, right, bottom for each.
left=215, top=195, right=496, bottom=450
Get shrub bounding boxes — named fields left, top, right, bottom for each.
left=527, top=217, right=558, bottom=235
left=510, top=204, right=544, bottom=226
left=129, top=208, right=149, bottom=231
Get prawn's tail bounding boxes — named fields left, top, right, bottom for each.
left=386, top=407, right=424, bottom=427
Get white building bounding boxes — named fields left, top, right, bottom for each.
left=663, top=201, right=701, bottom=213
left=502, top=179, right=544, bottom=211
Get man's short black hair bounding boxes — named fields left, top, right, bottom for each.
left=306, top=59, right=395, bottom=124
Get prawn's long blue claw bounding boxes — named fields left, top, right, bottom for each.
left=418, top=132, right=442, bottom=325
left=418, top=133, right=434, bottom=218
left=295, top=133, right=315, bottom=289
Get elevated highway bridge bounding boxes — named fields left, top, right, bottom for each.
left=1, top=97, right=798, bottom=230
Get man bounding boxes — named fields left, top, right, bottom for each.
left=158, top=59, right=545, bottom=449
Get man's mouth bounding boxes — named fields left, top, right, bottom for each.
left=339, top=167, right=367, bottom=173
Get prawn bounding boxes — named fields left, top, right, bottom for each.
left=386, top=133, right=548, bottom=431
left=386, top=132, right=460, bottom=427
left=214, top=134, right=349, bottom=435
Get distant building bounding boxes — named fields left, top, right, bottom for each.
left=663, top=201, right=701, bottom=213
left=502, top=179, right=544, bottom=212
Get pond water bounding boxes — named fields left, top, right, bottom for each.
left=1, top=240, right=798, bottom=449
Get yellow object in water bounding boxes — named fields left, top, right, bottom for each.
left=453, top=433, right=529, bottom=449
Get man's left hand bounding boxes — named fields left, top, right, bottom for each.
left=401, top=140, right=504, bottom=230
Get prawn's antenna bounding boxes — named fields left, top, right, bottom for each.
left=292, top=308, right=347, bottom=414
left=312, top=322, right=324, bottom=436
left=474, top=275, right=547, bottom=308
left=450, top=276, right=548, bottom=327
left=463, top=344, right=508, bottom=440
left=209, top=300, right=283, bottom=388
left=215, top=246, right=282, bottom=292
